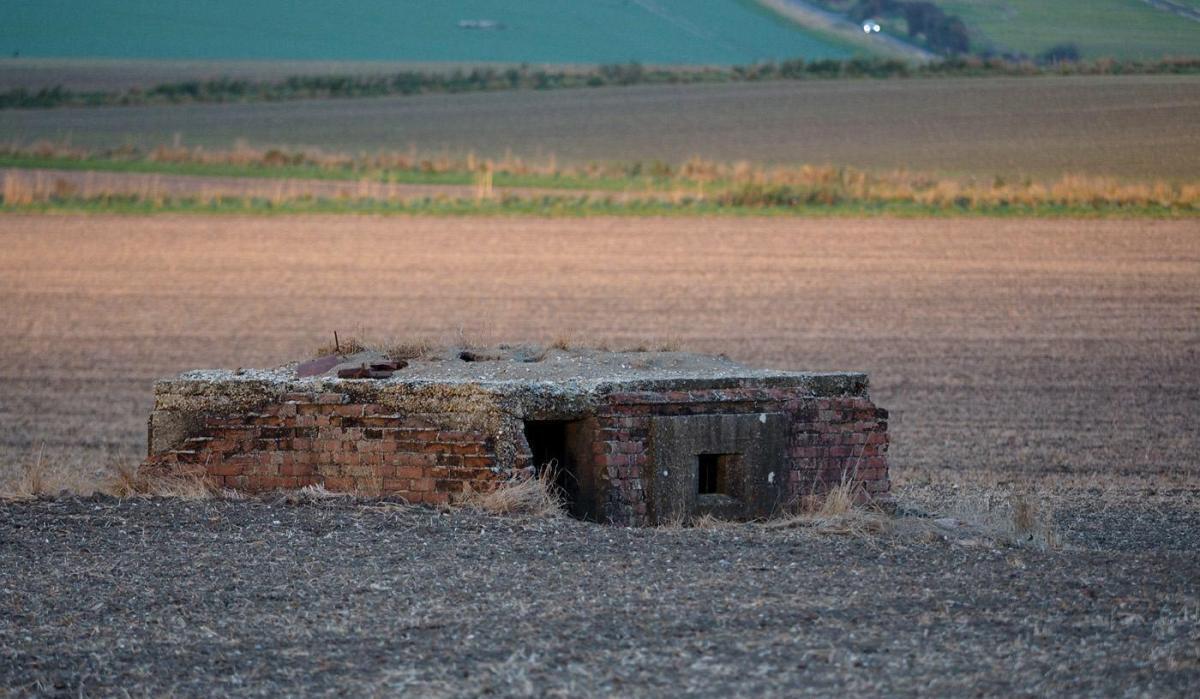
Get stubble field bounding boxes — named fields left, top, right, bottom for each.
left=1, top=214, right=1196, bottom=481
left=5, top=75, right=1199, bottom=179
left=2, top=213, right=1198, bottom=695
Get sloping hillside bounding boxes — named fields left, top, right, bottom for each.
left=800, top=0, right=1198, bottom=58
left=940, top=0, right=1195, bottom=58
left=0, top=0, right=858, bottom=64
left=909, top=0, right=1198, bottom=59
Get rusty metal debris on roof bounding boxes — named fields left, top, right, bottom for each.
left=336, top=360, right=406, bottom=379
left=296, top=352, right=407, bottom=380
left=295, top=354, right=342, bottom=378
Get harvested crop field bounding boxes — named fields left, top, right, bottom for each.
left=1, top=214, right=1196, bottom=481
left=5, top=75, right=1199, bottom=179
left=1, top=214, right=1198, bottom=695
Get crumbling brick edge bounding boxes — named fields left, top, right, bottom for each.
left=144, top=373, right=890, bottom=526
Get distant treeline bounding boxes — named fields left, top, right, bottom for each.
left=3, top=56, right=1199, bottom=110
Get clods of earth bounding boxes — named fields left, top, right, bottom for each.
left=1, top=494, right=1197, bottom=697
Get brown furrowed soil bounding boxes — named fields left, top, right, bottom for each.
left=0, top=214, right=1196, bottom=481
left=2, top=496, right=1196, bottom=697
left=1, top=214, right=1198, bottom=696
left=4, top=75, right=1199, bottom=179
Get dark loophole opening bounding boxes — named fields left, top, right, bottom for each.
left=523, top=420, right=590, bottom=519
left=698, top=453, right=736, bottom=495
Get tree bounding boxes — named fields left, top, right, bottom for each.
left=1039, top=43, right=1081, bottom=64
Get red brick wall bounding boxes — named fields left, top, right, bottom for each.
left=146, top=383, right=889, bottom=524
left=145, top=390, right=504, bottom=505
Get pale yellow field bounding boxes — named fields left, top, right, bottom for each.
left=0, top=214, right=1196, bottom=486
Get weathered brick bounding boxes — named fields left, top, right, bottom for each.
left=280, top=463, right=314, bottom=477
left=319, top=476, right=355, bottom=491
left=153, top=369, right=891, bottom=523
left=209, top=461, right=244, bottom=477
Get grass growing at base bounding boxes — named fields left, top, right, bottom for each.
left=0, top=449, right=216, bottom=501
left=460, top=469, right=565, bottom=518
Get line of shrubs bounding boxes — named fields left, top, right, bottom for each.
left=2, top=56, right=1199, bottom=110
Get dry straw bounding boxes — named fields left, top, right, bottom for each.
left=3, top=141, right=1196, bottom=210
left=0, top=448, right=216, bottom=501
left=460, top=467, right=564, bottom=517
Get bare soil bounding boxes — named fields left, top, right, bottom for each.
left=1, top=215, right=1195, bottom=482
left=1, top=496, right=1198, bottom=697
left=3, top=76, right=1198, bottom=178
left=1, top=213, right=1197, bottom=695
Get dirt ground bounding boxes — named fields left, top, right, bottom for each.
left=1, top=495, right=1198, bottom=697
left=1, top=214, right=1195, bottom=482
left=4, top=75, right=1198, bottom=178
left=1, top=213, right=1197, bottom=695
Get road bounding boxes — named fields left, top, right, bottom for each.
left=1142, top=0, right=1200, bottom=22
left=757, top=0, right=937, bottom=62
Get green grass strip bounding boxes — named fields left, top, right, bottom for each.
left=1, top=195, right=1192, bottom=219
left=0, top=154, right=672, bottom=193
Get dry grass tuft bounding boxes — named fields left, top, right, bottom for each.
left=617, top=337, right=685, bottom=353
left=654, top=478, right=887, bottom=534
left=764, top=479, right=890, bottom=536
left=999, top=491, right=1059, bottom=549
left=280, top=483, right=356, bottom=505
left=5, top=140, right=1199, bottom=212
left=689, top=513, right=739, bottom=530
left=460, top=468, right=563, bottom=517
left=0, top=450, right=216, bottom=501
left=1, top=448, right=109, bottom=500
left=896, top=478, right=1061, bottom=550
left=386, top=336, right=439, bottom=361
left=297, top=483, right=352, bottom=499
left=312, top=334, right=369, bottom=357
left=99, top=462, right=216, bottom=499
left=307, top=333, right=691, bottom=368
left=312, top=333, right=449, bottom=362
left=656, top=337, right=684, bottom=352
left=656, top=476, right=1060, bottom=545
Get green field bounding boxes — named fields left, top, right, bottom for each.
left=0, top=0, right=855, bottom=64
left=933, top=0, right=1200, bottom=59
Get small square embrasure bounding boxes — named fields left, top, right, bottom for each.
left=698, top=453, right=738, bottom=495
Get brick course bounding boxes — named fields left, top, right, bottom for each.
left=146, top=369, right=889, bottom=525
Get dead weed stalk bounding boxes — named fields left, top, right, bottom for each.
left=460, top=467, right=563, bottom=517
left=764, top=478, right=890, bottom=537
left=0, top=450, right=217, bottom=501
